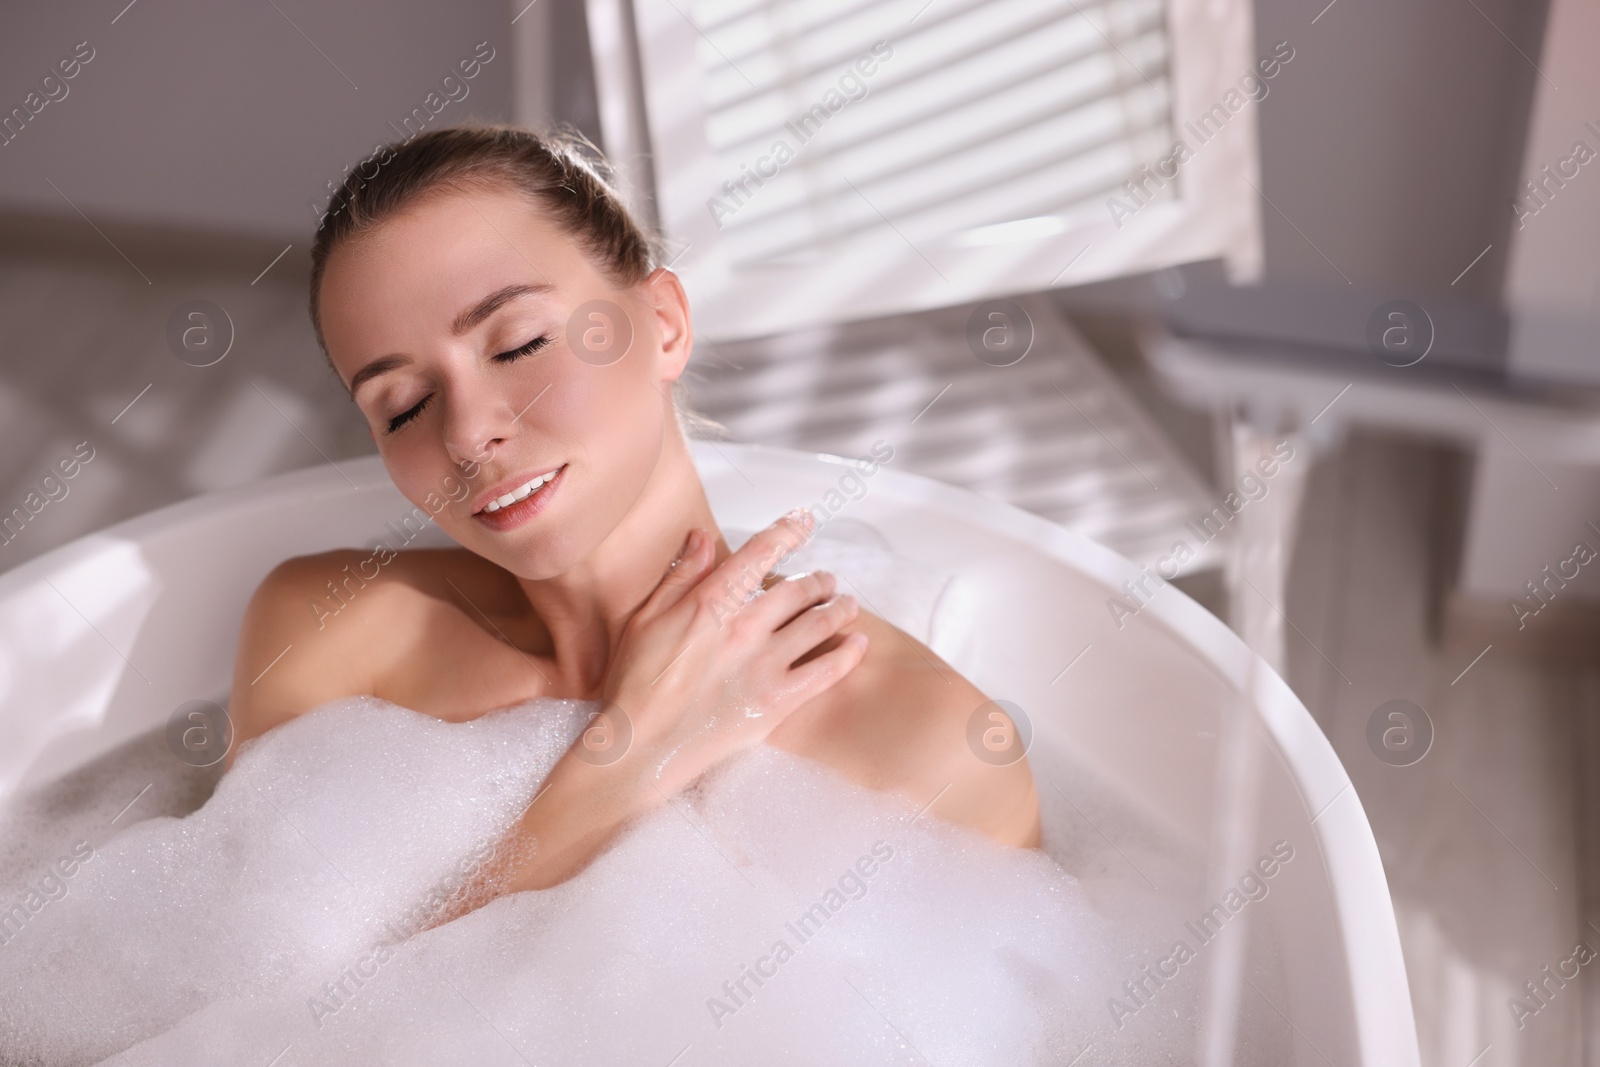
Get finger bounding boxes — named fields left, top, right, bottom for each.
left=773, top=593, right=859, bottom=663
left=700, top=509, right=814, bottom=612
left=744, top=569, right=837, bottom=629
left=781, top=630, right=869, bottom=703
left=640, top=527, right=714, bottom=620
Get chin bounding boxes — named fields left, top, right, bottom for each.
left=453, top=515, right=596, bottom=582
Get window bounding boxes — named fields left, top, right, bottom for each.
left=599, top=0, right=1262, bottom=339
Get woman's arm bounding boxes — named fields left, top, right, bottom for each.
left=483, top=712, right=656, bottom=891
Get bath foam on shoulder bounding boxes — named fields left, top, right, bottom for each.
left=0, top=694, right=591, bottom=1066
left=92, top=726, right=1155, bottom=1066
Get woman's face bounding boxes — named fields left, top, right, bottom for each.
left=318, top=181, right=692, bottom=579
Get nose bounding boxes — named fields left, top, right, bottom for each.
left=440, top=373, right=518, bottom=468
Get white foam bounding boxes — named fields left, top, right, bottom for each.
left=0, top=695, right=591, bottom=1065
left=0, top=691, right=1199, bottom=1066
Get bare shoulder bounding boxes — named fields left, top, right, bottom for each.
left=227, top=549, right=417, bottom=760
left=778, top=610, right=1041, bottom=848
left=226, top=547, right=522, bottom=763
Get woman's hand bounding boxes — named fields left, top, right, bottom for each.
left=595, top=508, right=868, bottom=797
left=494, top=509, right=868, bottom=893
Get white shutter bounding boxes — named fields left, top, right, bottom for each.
left=611, top=0, right=1261, bottom=340
left=686, top=293, right=1223, bottom=569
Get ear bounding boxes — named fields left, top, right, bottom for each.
left=641, top=267, right=693, bottom=384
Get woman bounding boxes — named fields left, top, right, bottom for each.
left=228, top=123, right=1039, bottom=895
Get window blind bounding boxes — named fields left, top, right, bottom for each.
left=689, top=0, right=1175, bottom=268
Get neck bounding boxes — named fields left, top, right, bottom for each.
left=514, top=420, right=731, bottom=699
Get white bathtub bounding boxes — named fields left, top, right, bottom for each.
left=0, top=442, right=1419, bottom=1065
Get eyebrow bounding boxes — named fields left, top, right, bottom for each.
left=450, top=282, right=556, bottom=336
left=347, top=282, right=557, bottom=395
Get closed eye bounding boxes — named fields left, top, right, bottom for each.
left=383, top=336, right=548, bottom=435
left=495, top=335, right=550, bottom=363
left=384, top=394, right=431, bottom=435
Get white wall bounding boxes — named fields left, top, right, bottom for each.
left=1458, top=0, right=1600, bottom=606
left=1501, top=0, right=1600, bottom=387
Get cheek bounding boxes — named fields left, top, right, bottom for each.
left=524, top=360, right=666, bottom=558
left=562, top=360, right=667, bottom=489
left=378, top=436, right=456, bottom=517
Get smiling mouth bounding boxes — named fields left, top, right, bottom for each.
left=476, top=465, right=566, bottom=515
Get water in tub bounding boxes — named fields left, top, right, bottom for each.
left=0, top=534, right=1283, bottom=1065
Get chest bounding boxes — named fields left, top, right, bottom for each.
left=366, top=602, right=564, bottom=722
left=366, top=597, right=961, bottom=804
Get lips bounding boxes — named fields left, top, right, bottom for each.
left=471, top=463, right=566, bottom=532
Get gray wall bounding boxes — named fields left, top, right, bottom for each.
left=1251, top=0, right=1544, bottom=303
left=0, top=0, right=517, bottom=238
